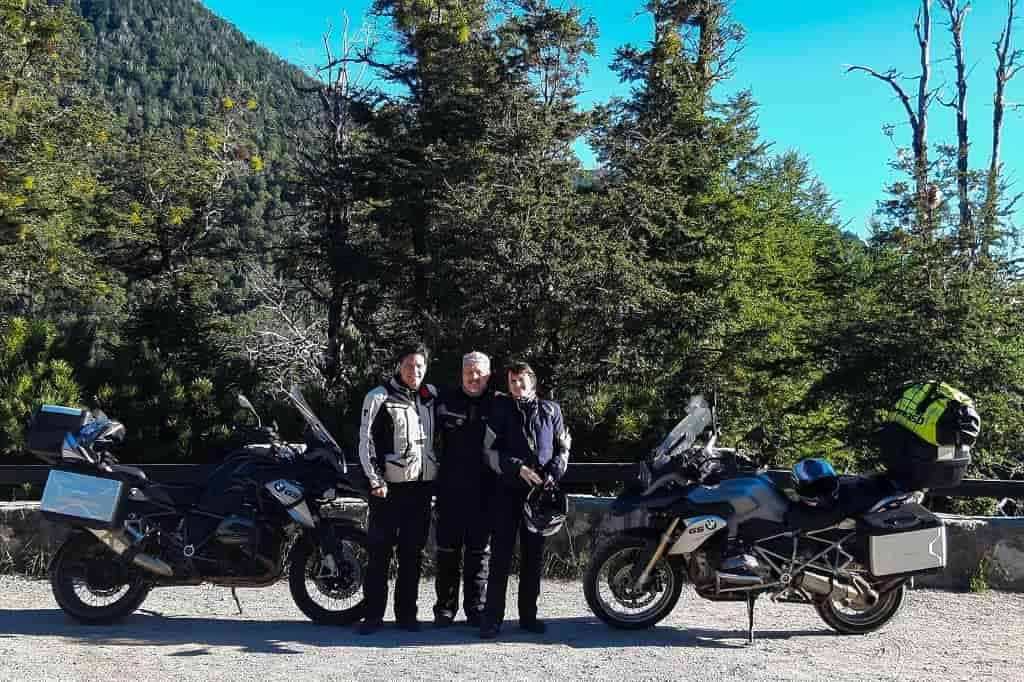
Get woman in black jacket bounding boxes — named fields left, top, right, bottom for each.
left=479, top=361, right=570, bottom=639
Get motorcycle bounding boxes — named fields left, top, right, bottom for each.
left=33, top=387, right=370, bottom=625
left=584, top=396, right=952, bottom=641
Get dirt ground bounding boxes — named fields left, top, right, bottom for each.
left=0, top=576, right=1020, bottom=681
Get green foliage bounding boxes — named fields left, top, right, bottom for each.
left=0, top=0, right=1021, bottom=504
left=0, top=316, right=82, bottom=454
left=0, top=0, right=109, bottom=311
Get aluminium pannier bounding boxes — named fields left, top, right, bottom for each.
left=862, top=502, right=946, bottom=577
left=39, top=467, right=126, bottom=528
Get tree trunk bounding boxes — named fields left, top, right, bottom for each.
left=914, top=0, right=933, bottom=235
left=981, top=0, right=1021, bottom=263
left=942, top=0, right=973, bottom=260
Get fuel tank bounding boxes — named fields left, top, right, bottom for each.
left=686, top=474, right=789, bottom=536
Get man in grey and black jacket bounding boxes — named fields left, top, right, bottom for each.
left=432, top=351, right=497, bottom=628
left=357, top=344, right=437, bottom=634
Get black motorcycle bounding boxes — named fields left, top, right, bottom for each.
left=32, top=387, right=369, bottom=625
left=584, top=396, right=960, bottom=640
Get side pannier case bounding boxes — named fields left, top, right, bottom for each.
left=862, top=503, right=946, bottom=577
left=879, top=382, right=980, bottom=490
left=26, top=405, right=90, bottom=464
left=40, top=468, right=127, bottom=529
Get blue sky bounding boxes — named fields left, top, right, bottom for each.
left=202, top=0, right=1022, bottom=235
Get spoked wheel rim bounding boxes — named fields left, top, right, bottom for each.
left=595, top=546, right=677, bottom=624
left=303, top=538, right=368, bottom=613
left=66, top=545, right=138, bottom=608
left=823, top=585, right=903, bottom=628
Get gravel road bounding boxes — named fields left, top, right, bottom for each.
left=0, top=575, right=1020, bottom=682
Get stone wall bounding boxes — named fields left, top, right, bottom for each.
left=2, top=498, right=1021, bottom=590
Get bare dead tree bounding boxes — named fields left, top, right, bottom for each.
left=938, top=0, right=974, bottom=259
left=283, top=13, right=378, bottom=389
left=980, top=0, right=1024, bottom=261
left=845, top=0, right=936, bottom=235
left=242, top=265, right=330, bottom=391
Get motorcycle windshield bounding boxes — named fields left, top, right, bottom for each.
left=288, top=386, right=343, bottom=454
left=653, top=395, right=711, bottom=459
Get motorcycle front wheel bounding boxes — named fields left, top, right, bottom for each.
left=814, top=582, right=907, bottom=635
left=288, top=524, right=369, bottom=626
left=50, top=532, right=151, bottom=624
left=584, top=535, right=685, bottom=629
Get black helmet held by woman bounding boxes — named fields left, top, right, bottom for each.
left=523, top=485, right=568, bottom=536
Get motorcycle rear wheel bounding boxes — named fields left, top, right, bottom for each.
left=50, top=532, right=151, bottom=624
left=288, top=524, right=369, bottom=626
left=814, top=583, right=907, bottom=635
left=584, top=535, right=684, bottom=629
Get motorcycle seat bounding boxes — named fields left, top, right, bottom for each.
left=837, top=474, right=900, bottom=516
left=785, top=505, right=846, bottom=531
left=784, top=475, right=901, bottom=531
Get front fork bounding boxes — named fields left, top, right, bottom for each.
left=630, top=518, right=681, bottom=589
left=311, top=516, right=345, bottom=577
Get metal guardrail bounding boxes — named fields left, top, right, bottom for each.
left=1, top=462, right=1022, bottom=499
left=0, top=462, right=644, bottom=487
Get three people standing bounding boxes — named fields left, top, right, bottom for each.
left=355, top=348, right=570, bottom=637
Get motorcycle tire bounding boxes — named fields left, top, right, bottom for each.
left=50, top=532, right=151, bottom=625
left=814, top=583, right=907, bottom=635
left=288, top=524, right=369, bottom=626
left=584, top=534, right=685, bottom=630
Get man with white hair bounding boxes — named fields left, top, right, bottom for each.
left=431, top=351, right=497, bottom=628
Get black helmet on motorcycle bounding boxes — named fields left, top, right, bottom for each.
left=523, top=485, right=568, bottom=537
left=791, top=458, right=839, bottom=508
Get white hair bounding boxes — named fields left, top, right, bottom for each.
left=462, top=351, right=491, bottom=373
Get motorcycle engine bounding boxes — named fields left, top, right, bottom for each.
left=214, top=511, right=260, bottom=548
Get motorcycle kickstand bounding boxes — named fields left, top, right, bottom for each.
left=745, top=594, right=756, bottom=645
left=231, top=587, right=243, bottom=615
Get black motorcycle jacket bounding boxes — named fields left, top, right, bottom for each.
left=484, top=393, right=571, bottom=487
left=436, top=386, right=497, bottom=490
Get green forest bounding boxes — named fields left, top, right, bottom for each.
left=2, top=0, right=1022, bottom=508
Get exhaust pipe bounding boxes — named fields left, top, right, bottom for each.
left=88, top=528, right=174, bottom=577
left=798, top=570, right=877, bottom=607
left=716, top=572, right=764, bottom=589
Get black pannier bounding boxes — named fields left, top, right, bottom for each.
left=878, top=423, right=971, bottom=490
left=879, top=381, right=979, bottom=490
left=26, top=405, right=90, bottom=464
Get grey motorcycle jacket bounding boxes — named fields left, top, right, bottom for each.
left=358, top=376, right=438, bottom=489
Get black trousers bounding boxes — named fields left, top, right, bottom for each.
left=483, top=485, right=544, bottom=627
left=364, top=481, right=432, bottom=623
left=433, top=485, right=493, bottom=620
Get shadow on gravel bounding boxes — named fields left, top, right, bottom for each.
left=0, top=609, right=834, bottom=654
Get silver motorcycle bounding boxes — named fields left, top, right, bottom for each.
left=584, top=396, right=951, bottom=640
